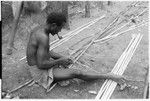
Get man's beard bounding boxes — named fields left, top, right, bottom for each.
left=49, top=29, right=57, bottom=36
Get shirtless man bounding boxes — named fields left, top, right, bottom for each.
left=26, top=12, right=127, bottom=89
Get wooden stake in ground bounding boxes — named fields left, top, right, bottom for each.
left=143, top=67, right=149, bottom=99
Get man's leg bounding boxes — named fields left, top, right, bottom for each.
left=53, top=68, right=126, bottom=85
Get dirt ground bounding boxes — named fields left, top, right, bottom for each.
left=2, top=1, right=149, bottom=99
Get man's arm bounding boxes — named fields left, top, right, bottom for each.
left=49, top=50, right=64, bottom=60
left=37, top=38, right=63, bottom=69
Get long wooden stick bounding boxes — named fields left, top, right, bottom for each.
left=143, top=68, right=149, bottom=99
left=8, top=79, right=34, bottom=94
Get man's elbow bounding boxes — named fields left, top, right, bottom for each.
left=37, top=62, right=52, bottom=70
left=37, top=63, right=44, bottom=69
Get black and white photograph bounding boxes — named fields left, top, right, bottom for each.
left=1, top=0, right=149, bottom=99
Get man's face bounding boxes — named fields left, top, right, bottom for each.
left=50, top=24, right=63, bottom=36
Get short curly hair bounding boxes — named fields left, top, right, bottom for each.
left=46, top=12, right=67, bottom=26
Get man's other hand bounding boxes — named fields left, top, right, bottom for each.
left=59, top=57, right=73, bottom=66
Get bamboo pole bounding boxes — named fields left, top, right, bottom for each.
left=100, top=34, right=139, bottom=99
left=102, top=34, right=141, bottom=99
left=106, top=35, right=143, bottom=99
left=95, top=34, right=137, bottom=99
left=95, top=34, right=138, bottom=99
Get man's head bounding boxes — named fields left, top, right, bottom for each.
left=46, top=12, right=66, bottom=36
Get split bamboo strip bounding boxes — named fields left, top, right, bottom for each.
left=69, top=40, right=94, bottom=68
left=101, top=34, right=143, bottom=99
left=119, top=35, right=142, bottom=75
left=95, top=34, right=137, bottom=99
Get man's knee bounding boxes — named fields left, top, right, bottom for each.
left=71, top=69, right=83, bottom=78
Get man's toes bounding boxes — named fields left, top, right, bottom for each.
left=119, top=83, right=127, bottom=91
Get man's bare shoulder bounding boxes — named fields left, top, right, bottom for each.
left=35, top=30, right=48, bottom=45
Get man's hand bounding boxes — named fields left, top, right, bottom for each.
left=59, top=57, right=73, bottom=67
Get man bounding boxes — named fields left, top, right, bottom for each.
left=26, top=12, right=127, bottom=90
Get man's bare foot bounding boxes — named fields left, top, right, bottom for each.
left=109, top=73, right=127, bottom=86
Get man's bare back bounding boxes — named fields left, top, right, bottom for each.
left=27, top=25, right=49, bottom=66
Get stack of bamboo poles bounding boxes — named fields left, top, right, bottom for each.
left=94, top=21, right=147, bottom=43
left=96, top=1, right=140, bottom=39
left=19, top=15, right=105, bottom=61
left=95, top=33, right=143, bottom=99
left=69, top=7, right=148, bottom=69
left=94, top=7, right=148, bottom=43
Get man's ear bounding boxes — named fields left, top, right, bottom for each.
left=51, top=23, right=57, bottom=28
